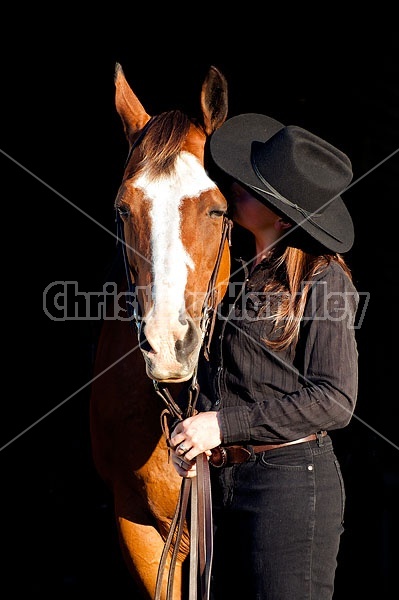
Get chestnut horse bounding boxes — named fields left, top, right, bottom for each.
left=90, top=64, right=230, bottom=599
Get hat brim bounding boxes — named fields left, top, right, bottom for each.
left=210, top=113, right=354, bottom=253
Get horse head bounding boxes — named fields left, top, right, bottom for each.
left=114, top=64, right=230, bottom=383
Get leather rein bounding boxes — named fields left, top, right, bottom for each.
left=116, top=119, right=232, bottom=600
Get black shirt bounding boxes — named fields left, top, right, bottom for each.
left=198, top=256, right=359, bottom=444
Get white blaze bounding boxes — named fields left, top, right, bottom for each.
left=134, top=152, right=218, bottom=332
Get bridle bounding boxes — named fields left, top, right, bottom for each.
left=116, top=208, right=231, bottom=357
left=116, top=118, right=232, bottom=600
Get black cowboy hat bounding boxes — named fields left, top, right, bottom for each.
left=209, top=113, right=354, bottom=253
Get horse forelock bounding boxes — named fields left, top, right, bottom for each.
left=138, top=111, right=192, bottom=179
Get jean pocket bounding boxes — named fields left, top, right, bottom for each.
left=258, top=448, right=312, bottom=471
left=334, top=458, right=346, bottom=524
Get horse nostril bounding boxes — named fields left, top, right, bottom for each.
left=175, top=319, right=198, bottom=362
left=175, top=339, right=186, bottom=357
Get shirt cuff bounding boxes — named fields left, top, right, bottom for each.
left=218, top=406, right=252, bottom=444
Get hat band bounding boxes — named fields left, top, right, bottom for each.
left=250, top=158, right=343, bottom=243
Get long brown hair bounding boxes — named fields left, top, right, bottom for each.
left=262, top=246, right=353, bottom=350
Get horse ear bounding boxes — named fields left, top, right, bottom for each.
left=114, top=62, right=151, bottom=143
left=200, top=65, right=229, bottom=135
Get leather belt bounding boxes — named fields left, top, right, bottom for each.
left=209, top=431, right=327, bottom=468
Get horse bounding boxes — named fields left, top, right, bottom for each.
left=89, top=63, right=230, bottom=600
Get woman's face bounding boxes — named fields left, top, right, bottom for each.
left=229, top=182, right=280, bottom=234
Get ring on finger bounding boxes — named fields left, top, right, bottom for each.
left=178, top=443, right=188, bottom=454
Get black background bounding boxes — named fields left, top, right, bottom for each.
left=1, top=11, right=398, bottom=598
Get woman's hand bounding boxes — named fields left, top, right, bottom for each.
left=170, top=411, right=222, bottom=478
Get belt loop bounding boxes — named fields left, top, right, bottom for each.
left=316, top=431, right=325, bottom=447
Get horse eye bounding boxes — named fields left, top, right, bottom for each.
left=116, top=205, right=130, bottom=219
left=209, top=209, right=226, bottom=219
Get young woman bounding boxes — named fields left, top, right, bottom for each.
left=170, top=113, right=359, bottom=599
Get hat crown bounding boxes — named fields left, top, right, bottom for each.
left=251, top=125, right=353, bottom=214
left=209, top=113, right=355, bottom=252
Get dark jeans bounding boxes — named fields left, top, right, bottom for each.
left=209, top=434, right=345, bottom=600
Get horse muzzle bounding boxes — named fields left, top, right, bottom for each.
left=140, top=315, right=201, bottom=381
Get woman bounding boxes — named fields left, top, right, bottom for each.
left=170, top=113, right=359, bottom=599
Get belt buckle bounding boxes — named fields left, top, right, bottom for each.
left=209, top=445, right=228, bottom=468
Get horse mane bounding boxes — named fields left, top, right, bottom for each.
left=137, top=110, right=192, bottom=178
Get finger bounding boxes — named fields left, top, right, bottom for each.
left=176, top=442, right=191, bottom=455
left=170, top=433, right=184, bottom=449
left=171, top=422, right=183, bottom=438
left=174, top=457, right=197, bottom=478
left=175, top=456, right=190, bottom=472
left=174, top=453, right=195, bottom=468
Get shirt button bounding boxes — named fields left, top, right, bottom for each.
left=307, top=465, right=313, bottom=471
left=215, top=399, right=220, bottom=406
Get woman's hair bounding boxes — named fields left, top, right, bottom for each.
left=261, top=246, right=353, bottom=350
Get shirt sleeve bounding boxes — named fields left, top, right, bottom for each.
left=218, top=262, right=359, bottom=443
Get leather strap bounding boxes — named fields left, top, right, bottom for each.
left=195, top=453, right=213, bottom=599
left=210, top=431, right=327, bottom=467
left=154, top=454, right=213, bottom=600
left=154, top=477, right=191, bottom=600
left=251, top=431, right=327, bottom=452
left=186, top=454, right=214, bottom=600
